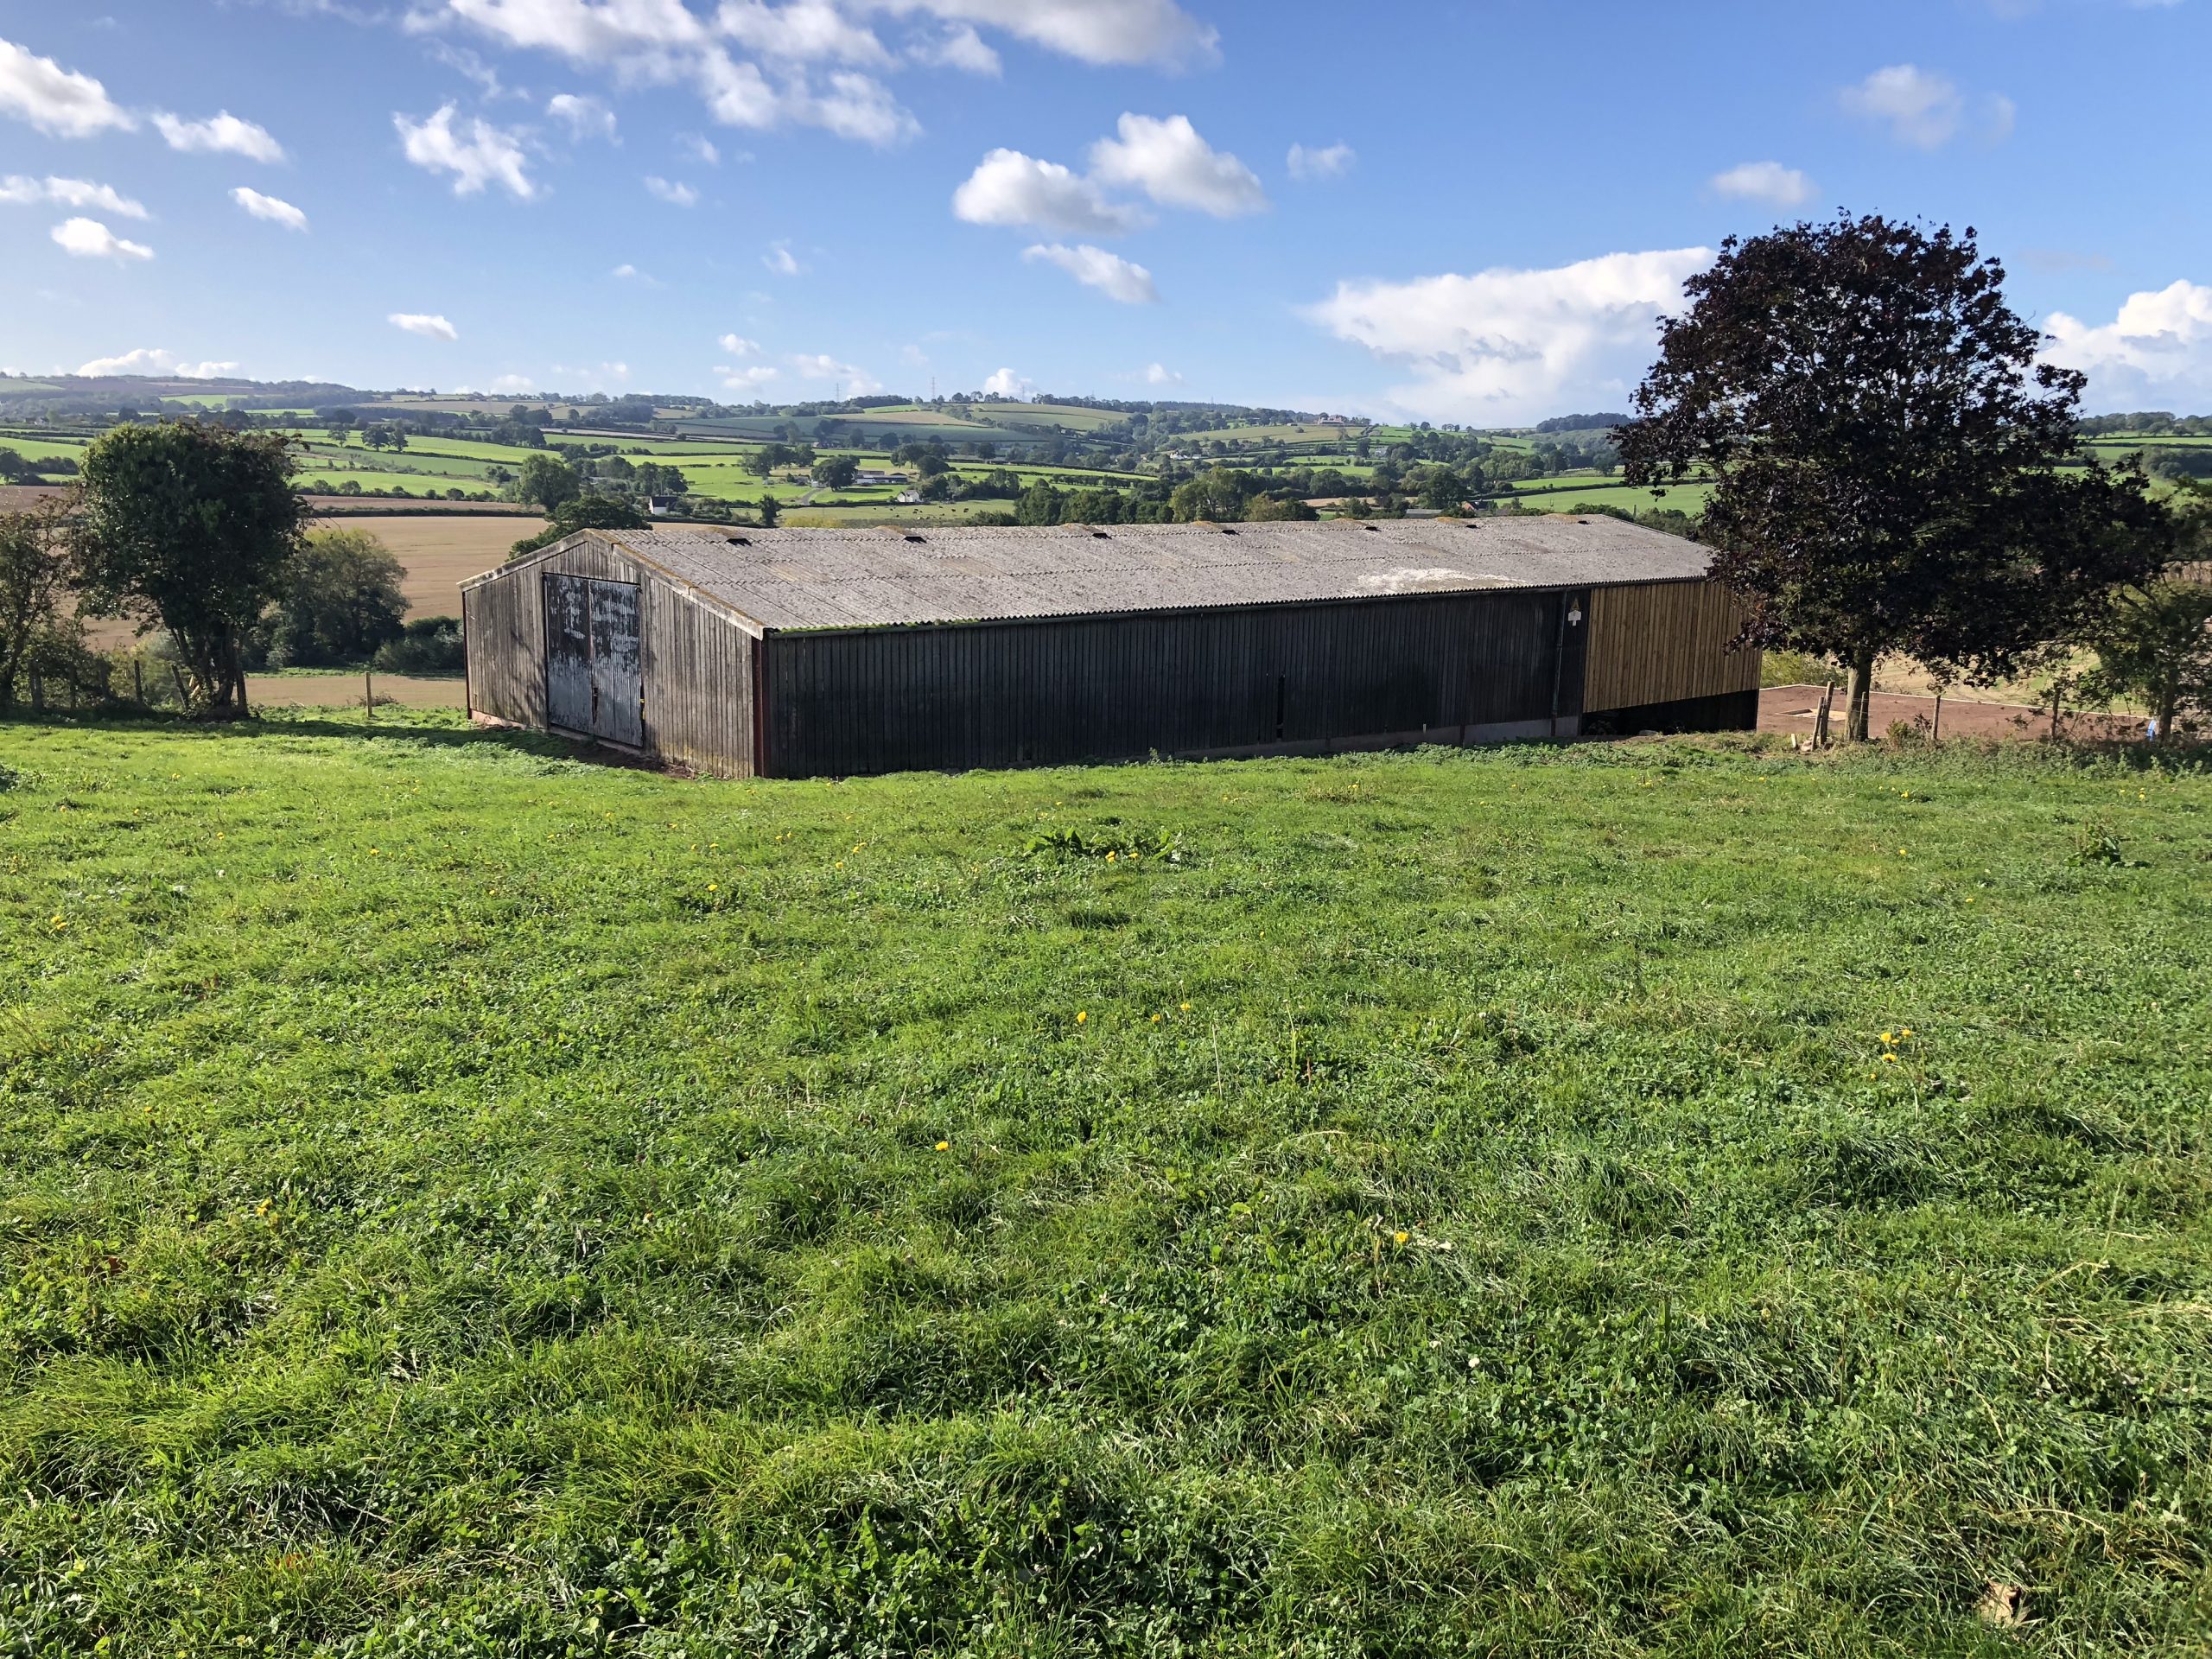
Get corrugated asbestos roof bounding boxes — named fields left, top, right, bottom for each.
left=479, top=518, right=1715, bottom=633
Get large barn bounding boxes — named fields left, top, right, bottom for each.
left=460, top=519, right=1759, bottom=779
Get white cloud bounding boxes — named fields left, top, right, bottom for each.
left=1302, top=247, right=1715, bottom=423
left=0, top=36, right=135, bottom=137
left=1709, top=160, right=1815, bottom=208
left=2044, top=280, right=2212, bottom=408
left=762, top=238, right=804, bottom=275
left=981, top=366, right=1033, bottom=397
left=789, top=353, right=880, bottom=392
left=547, top=92, right=617, bottom=139
left=232, top=187, right=309, bottom=231
left=1022, top=242, right=1160, bottom=305
left=391, top=312, right=461, bottom=340
left=683, top=133, right=720, bottom=163
left=864, top=0, right=1217, bottom=67
left=1287, top=142, right=1353, bottom=182
left=52, top=217, right=154, bottom=262
left=719, top=0, right=889, bottom=64
left=1, top=175, right=148, bottom=219
left=722, top=364, right=780, bottom=391
left=719, top=333, right=761, bottom=354
left=645, top=174, right=699, bottom=205
left=396, top=105, right=537, bottom=198
left=417, top=0, right=1211, bottom=147
left=914, top=23, right=1000, bottom=74
left=491, top=372, right=537, bottom=392
left=1090, top=114, right=1266, bottom=218
left=795, top=70, right=916, bottom=144
left=153, top=111, right=286, bottom=162
left=1144, top=361, right=1181, bottom=385
left=76, top=348, right=236, bottom=378
left=1840, top=65, right=2012, bottom=150
left=951, top=147, right=1143, bottom=236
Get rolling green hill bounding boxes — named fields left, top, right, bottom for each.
left=0, top=717, right=2204, bottom=1653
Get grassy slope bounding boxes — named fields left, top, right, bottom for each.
left=1, top=719, right=2207, bottom=1654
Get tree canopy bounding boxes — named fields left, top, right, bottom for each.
left=1619, top=214, right=2169, bottom=739
left=249, top=528, right=408, bottom=668
left=72, top=422, right=308, bottom=717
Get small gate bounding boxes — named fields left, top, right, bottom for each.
left=543, top=573, right=644, bottom=746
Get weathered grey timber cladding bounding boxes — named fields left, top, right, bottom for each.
left=461, top=520, right=1753, bottom=779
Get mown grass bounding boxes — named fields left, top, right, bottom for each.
left=1, top=717, right=2208, bottom=1656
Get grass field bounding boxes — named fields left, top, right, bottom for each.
left=0, top=718, right=2206, bottom=1654
left=1170, top=422, right=1368, bottom=448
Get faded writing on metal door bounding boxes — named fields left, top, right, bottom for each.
left=543, top=573, right=643, bottom=746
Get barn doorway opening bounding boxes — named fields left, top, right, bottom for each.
left=544, top=574, right=644, bottom=747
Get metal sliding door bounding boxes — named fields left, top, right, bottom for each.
left=543, top=572, right=643, bottom=745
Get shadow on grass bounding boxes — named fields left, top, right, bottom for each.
left=3, top=706, right=609, bottom=766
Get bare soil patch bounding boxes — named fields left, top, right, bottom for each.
left=1758, top=684, right=2145, bottom=742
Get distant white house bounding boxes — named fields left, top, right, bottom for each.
left=644, top=495, right=681, bottom=517
left=896, top=488, right=925, bottom=505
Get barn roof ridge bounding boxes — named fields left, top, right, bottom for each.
left=475, top=518, right=1715, bottom=634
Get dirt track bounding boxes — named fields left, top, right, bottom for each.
left=1758, top=685, right=2147, bottom=742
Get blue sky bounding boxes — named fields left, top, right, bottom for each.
left=3, top=0, right=2209, bottom=422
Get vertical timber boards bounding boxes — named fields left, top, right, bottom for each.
left=760, top=589, right=1571, bottom=779
left=1583, top=579, right=1760, bottom=714
left=642, top=586, right=758, bottom=778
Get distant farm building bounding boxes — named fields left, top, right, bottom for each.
left=460, top=520, right=1759, bottom=779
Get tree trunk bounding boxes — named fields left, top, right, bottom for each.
left=2158, top=684, right=2178, bottom=744
left=1847, top=648, right=1877, bottom=743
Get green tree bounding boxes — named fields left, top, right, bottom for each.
left=1014, top=481, right=1065, bottom=525
left=72, top=423, right=307, bottom=717
left=250, top=528, right=409, bottom=668
left=514, top=453, right=582, bottom=513
left=758, top=493, right=780, bottom=528
left=1620, top=214, right=2166, bottom=741
left=508, top=493, right=650, bottom=560
left=814, top=454, right=860, bottom=490
left=2080, top=506, right=2212, bottom=741
left=1171, top=471, right=1251, bottom=523
left=0, top=499, right=73, bottom=714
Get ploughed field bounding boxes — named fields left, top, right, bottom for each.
left=0, top=717, right=2207, bottom=1655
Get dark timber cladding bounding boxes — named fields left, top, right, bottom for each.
left=460, top=519, right=1758, bottom=779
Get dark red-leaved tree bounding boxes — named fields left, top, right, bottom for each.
left=1618, top=214, right=2170, bottom=741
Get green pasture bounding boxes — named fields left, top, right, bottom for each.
left=968, top=402, right=1132, bottom=433
left=0, top=436, right=92, bottom=465
left=0, top=719, right=2206, bottom=1653
left=1534, top=482, right=1714, bottom=514
left=1167, top=422, right=1366, bottom=448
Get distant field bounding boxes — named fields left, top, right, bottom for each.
left=1528, top=482, right=1713, bottom=513
left=969, top=402, right=1131, bottom=433
left=0, top=435, right=91, bottom=464
left=1168, top=422, right=1365, bottom=447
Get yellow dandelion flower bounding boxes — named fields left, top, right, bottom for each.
left=1393, top=1230, right=1409, bottom=1245
left=1151, top=1013, right=1162, bottom=1023
left=1076, top=1011, right=1087, bottom=1024
left=1881, top=1032, right=1895, bottom=1044
left=1180, top=1001, right=1192, bottom=1012
left=1881, top=1053, right=1898, bottom=1064
left=1901, top=1027, right=1914, bottom=1039
left=935, top=1140, right=950, bottom=1151
left=707, top=883, right=719, bottom=892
